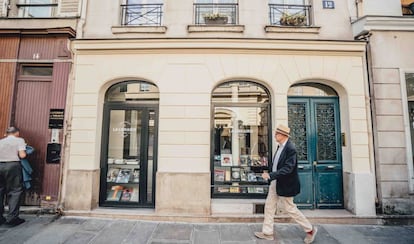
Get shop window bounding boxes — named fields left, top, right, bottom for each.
left=211, top=81, right=271, bottom=198
left=106, top=81, right=159, bottom=102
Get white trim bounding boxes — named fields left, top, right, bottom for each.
left=400, top=68, right=414, bottom=194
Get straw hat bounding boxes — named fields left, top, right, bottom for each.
left=276, top=124, right=290, bottom=137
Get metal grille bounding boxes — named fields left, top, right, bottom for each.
left=269, top=4, right=312, bottom=26
left=121, top=4, right=163, bottom=26
left=194, top=3, right=238, bottom=25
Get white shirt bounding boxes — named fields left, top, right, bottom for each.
left=272, top=140, right=288, bottom=172
left=0, top=135, right=26, bottom=162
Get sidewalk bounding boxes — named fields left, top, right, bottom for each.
left=1, top=214, right=414, bottom=244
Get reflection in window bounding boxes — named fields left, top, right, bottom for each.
left=18, top=0, right=57, bottom=18
left=106, top=81, right=159, bottom=102
left=406, top=73, right=414, bottom=165
left=288, top=83, right=338, bottom=96
left=21, top=65, right=53, bottom=77
left=212, top=81, right=271, bottom=197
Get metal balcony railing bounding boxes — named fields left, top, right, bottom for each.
left=16, top=3, right=58, bottom=18
left=269, top=4, right=312, bottom=26
left=194, top=3, right=238, bottom=25
left=121, top=4, right=163, bottom=26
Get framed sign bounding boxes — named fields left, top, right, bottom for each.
left=49, top=109, right=64, bottom=129
left=322, top=1, right=335, bottom=9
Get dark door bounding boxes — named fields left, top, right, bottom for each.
left=100, top=104, right=158, bottom=207
left=288, top=97, right=343, bottom=209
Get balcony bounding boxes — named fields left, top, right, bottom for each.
left=269, top=4, right=312, bottom=26
left=194, top=3, right=238, bottom=25
left=121, top=4, right=163, bottom=26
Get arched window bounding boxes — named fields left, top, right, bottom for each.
left=211, top=81, right=271, bottom=197
left=288, top=82, right=338, bottom=97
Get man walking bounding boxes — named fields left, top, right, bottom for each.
left=254, top=124, right=318, bottom=243
left=0, top=126, right=27, bottom=226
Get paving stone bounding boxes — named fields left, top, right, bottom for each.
left=57, top=217, right=87, bottom=225
left=63, top=232, right=96, bottom=244
left=89, top=220, right=136, bottom=244
left=23, top=220, right=82, bottom=244
left=122, top=221, right=158, bottom=244
left=80, top=218, right=109, bottom=232
left=151, top=223, right=193, bottom=241
left=0, top=215, right=57, bottom=244
left=192, top=228, right=220, bottom=244
left=218, top=224, right=254, bottom=242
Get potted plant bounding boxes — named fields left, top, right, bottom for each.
left=203, top=12, right=228, bottom=25
left=279, top=12, right=306, bottom=26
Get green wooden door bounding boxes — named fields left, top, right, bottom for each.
left=288, top=97, right=343, bottom=209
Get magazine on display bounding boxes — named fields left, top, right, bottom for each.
left=116, top=168, right=132, bottom=183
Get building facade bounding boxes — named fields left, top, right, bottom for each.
left=62, top=0, right=377, bottom=217
left=0, top=0, right=81, bottom=207
left=351, top=0, right=414, bottom=214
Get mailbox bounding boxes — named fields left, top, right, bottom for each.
left=46, top=143, right=61, bottom=164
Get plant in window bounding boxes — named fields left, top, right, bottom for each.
left=203, top=12, right=228, bottom=24
left=279, top=12, right=306, bottom=26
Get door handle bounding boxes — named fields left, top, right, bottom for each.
left=298, top=165, right=304, bottom=169
left=313, top=161, right=317, bottom=166
left=326, top=165, right=336, bottom=169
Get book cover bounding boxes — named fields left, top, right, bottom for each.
left=214, top=168, right=225, bottom=182
left=120, top=188, right=133, bottom=201
left=220, top=154, right=233, bottom=166
left=225, top=169, right=231, bottom=181
left=231, top=167, right=241, bottom=181
left=107, top=168, right=120, bottom=182
left=217, top=187, right=229, bottom=193
left=106, top=185, right=123, bottom=201
left=130, top=187, right=139, bottom=202
left=116, top=168, right=131, bottom=183
left=131, top=168, right=140, bottom=183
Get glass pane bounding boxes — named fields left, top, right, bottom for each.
left=106, top=81, right=159, bottom=102
left=316, top=103, right=337, bottom=161
left=212, top=81, right=269, bottom=104
left=21, top=66, right=53, bottom=76
left=288, top=83, right=337, bottom=96
left=147, top=110, right=156, bottom=203
left=106, top=110, right=142, bottom=203
left=213, top=105, right=270, bottom=195
left=288, top=103, right=308, bottom=161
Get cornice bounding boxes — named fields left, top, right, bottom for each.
left=72, top=38, right=366, bottom=54
left=352, top=16, right=414, bottom=36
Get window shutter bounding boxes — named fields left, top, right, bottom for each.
left=58, top=0, right=80, bottom=17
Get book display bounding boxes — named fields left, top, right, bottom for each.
left=105, top=159, right=140, bottom=203
left=212, top=126, right=270, bottom=197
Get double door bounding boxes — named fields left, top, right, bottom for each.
left=100, top=104, right=158, bottom=207
left=288, top=97, right=343, bottom=209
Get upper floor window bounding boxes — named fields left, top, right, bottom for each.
left=269, top=0, right=312, bottom=26
left=194, top=0, right=238, bottom=25
left=402, top=0, right=414, bottom=15
left=121, top=0, right=164, bottom=26
left=17, top=0, right=58, bottom=18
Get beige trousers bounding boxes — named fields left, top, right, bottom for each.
left=262, top=181, right=313, bottom=235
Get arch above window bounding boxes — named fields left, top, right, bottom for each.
left=212, top=81, right=270, bottom=104
left=288, top=82, right=338, bottom=97
left=105, top=81, right=159, bottom=102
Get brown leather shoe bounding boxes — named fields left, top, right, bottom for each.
left=254, top=231, right=274, bottom=241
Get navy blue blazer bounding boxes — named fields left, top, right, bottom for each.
left=268, top=139, right=300, bottom=197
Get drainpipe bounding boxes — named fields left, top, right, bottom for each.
left=356, top=31, right=382, bottom=214
left=76, top=0, right=89, bottom=38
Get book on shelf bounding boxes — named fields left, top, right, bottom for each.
left=229, top=186, right=240, bottom=193
left=116, top=168, right=131, bottom=183
left=231, top=167, right=241, bottom=181
left=130, top=168, right=140, bottom=183
left=225, top=168, right=231, bottom=181
left=106, top=185, right=124, bottom=201
left=217, top=187, right=229, bottom=193
left=120, top=188, right=133, bottom=201
left=130, top=187, right=139, bottom=202
left=220, top=153, right=233, bottom=166
left=247, top=172, right=257, bottom=182
left=107, top=168, right=120, bottom=182
left=214, top=168, right=225, bottom=182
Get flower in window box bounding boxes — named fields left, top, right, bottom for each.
left=203, top=13, right=228, bottom=24
left=279, top=13, right=306, bottom=26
